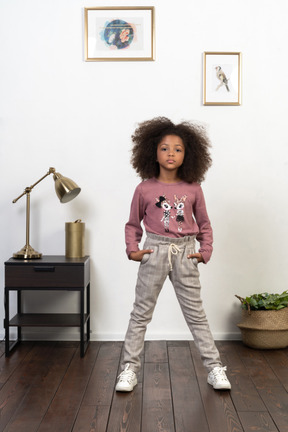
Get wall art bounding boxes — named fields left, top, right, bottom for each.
left=84, top=7, right=155, bottom=61
left=203, top=52, right=242, bottom=105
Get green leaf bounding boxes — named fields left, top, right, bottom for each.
left=235, top=290, right=288, bottom=310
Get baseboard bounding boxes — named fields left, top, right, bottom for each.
left=89, top=331, right=242, bottom=341
left=0, top=329, right=242, bottom=342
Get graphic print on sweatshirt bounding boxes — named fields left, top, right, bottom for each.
left=155, top=195, right=173, bottom=232
left=174, top=194, right=187, bottom=232
left=155, top=194, right=187, bottom=233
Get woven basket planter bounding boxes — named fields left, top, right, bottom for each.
left=237, top=307, right=288, bottom=349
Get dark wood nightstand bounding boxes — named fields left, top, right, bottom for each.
left=4, top=255, right=90, bottom=357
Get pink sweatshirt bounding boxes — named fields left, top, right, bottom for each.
left=125, top=178, right=213, bottom=263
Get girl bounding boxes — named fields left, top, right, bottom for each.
left=116, top=117, right=231, bottom=391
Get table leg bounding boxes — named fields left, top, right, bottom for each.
left=17, top=290, right=22, bottom=342
left=87, top=283, right=90, bottom=344
left=4, top=288, right=9, bottom=357
left=80, top=288, right=85, bottom=357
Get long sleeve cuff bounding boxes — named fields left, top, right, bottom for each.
left=126, top=244, right=139, bottom=259
left=199, top=248, right=212, bottom=264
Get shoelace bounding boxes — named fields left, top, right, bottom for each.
left=168, top=243, right=181, bottom=271
left=118, top=365, right=135, bottom=383
left=211, top=366, right=228, bottom=380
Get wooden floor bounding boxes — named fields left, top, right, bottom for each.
left=0, top=340, right=287, bottom=432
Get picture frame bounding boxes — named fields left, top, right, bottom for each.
left=203, top=52, right=242, bottom=105
left=84, top=7, right=155, bottom=61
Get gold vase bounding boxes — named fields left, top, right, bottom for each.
left=65, top=220, right=85, bottom=258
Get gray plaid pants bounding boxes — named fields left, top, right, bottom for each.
left=121, top=233, right=222, bottom=373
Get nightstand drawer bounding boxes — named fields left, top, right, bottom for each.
left=5, top=265, right=85, bottom=288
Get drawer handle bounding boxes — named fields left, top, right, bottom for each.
left=34, top=266, right=55, bottom=272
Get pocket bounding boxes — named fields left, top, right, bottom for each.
left=186, top=246, right=197, bottom=266
left=141, top=253, right=150, bottom=265
left=191, top=257, right=199, bottom=268
left=186, top=248, right=198, bottom=269
left=140, top=244, right=157, bottom=265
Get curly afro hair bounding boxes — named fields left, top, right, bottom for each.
left=130, top=117, right=212, bottom=183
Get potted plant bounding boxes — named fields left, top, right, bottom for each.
left=235, top=291, right=288, bottom=349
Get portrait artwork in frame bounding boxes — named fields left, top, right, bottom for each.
left=84, top=7, right=155, bottom=61
left=203, top=52, right=242, bottom=105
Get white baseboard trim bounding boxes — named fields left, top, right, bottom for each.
left=88, top=331, right=242, bottom=341
left=0, top=329, right=242, bottom=342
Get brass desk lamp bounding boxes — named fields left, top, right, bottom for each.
left=12, top=167, right=81, bottom=259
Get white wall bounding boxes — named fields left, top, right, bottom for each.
left=1, top=0, right=288, bottom=342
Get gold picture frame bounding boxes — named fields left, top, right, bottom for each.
left=203, top=52, right=242, bottom=105
left=84, top=7, right=155, bottom=62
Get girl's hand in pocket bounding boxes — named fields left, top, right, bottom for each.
left=129, top=249, right=154, bottom=262
left=187, top=252, right=203, bottom=263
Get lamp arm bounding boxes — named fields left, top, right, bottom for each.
left=12, top=167, right=56, bottom=203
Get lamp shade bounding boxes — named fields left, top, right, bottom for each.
left=53, top=172, right=81, bottom=203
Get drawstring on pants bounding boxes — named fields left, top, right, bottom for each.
left=168, top=243, right=181, bottom=271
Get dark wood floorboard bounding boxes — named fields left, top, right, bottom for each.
left=0, top=341, right=287, bottom=432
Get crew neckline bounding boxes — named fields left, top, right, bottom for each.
left=153, top=177, right=184, bottom=186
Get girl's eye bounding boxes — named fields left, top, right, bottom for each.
left=161, top=147, right=167, bottom=151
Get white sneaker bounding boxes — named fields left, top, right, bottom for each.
left=207, top=366, right=231, bottom=390
left=115, top=364, right=137, bottom=392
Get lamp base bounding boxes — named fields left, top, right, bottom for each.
left=13, top=244, right=42, bottom=259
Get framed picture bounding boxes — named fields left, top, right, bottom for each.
left=203, top=52, right=242, bottom=105
left=84, top=7, right=155, bottom=61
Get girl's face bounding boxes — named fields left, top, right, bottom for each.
left=156, top=135, right=185, bottom=174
